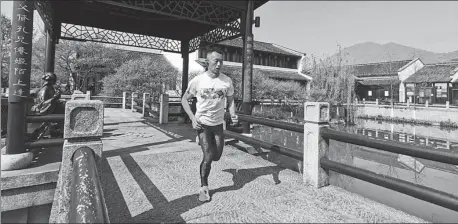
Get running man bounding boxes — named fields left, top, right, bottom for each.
left=181, top=46, right=238, bottom=202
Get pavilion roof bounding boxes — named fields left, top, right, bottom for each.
left=34, top=0, right=269, bottom=53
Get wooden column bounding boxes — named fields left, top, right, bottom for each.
left=181, top=39, right=190, bottom=120
left=241, top=0, right=255, bottom=134
left=181, top=40, right=189, bottom=96
left=6, top=1, right=34, bottom=155
left=45, top=31, right=56, bottom=73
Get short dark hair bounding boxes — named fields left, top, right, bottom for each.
left=205, top=45, right=224, bottom=56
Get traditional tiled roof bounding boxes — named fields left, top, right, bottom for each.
left=195, top=59, right=308, bottom=81
left=348, top=60, right=413, bottom=77
left=357, top=77, right=401, bottom=86
left=216, top=38, right=302, bottom=57
left=222, top=64, right=308, bottom=81
left=404, top=63, right=458, bottom=83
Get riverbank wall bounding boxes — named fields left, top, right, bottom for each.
left=353, top=104, right=458, bottom=126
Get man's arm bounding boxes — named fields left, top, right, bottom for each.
left=226, top=95, right=236, bottom=117
left=226, top=79, right=238, bottom=124
left=181, top=90, right=196, bottom=123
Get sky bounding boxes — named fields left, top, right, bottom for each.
left=253, top=1, right=458, bottom=57
left=2, top=1, right=458, bottom=70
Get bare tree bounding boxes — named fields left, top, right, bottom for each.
left=380, top=51, right=397, bottom=106
left=307, top=44, right=356, bottom=123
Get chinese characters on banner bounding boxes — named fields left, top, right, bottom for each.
left=243, top=35, right=254, bottom=98
left=245, top=35, right=254, bottom=70
left=8, top=1, right=34, bottom=103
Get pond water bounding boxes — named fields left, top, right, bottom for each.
left=251, top=119, right=458, bottom=223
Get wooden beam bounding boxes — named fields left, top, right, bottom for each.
left=98, top=0, right=242, bottom=33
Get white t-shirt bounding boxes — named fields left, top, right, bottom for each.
left=187, top=72, right=234, bottom=126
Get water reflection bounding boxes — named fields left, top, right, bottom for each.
left=252, top=119, right=458, bottom=152
left=251, top=119, right=458, bottom=223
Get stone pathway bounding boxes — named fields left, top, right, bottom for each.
left=100, top=109, right=426, bottom=223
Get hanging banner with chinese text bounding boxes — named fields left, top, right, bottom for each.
left=8, top=0, right=34, bottom=103
left=242, top=34, right=254, bottom=100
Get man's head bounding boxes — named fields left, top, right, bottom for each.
left=42, top=72, right=57, bottom=86
left=205, top=46, right=224, bottom=75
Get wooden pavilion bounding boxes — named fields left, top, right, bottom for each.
left=5, top=0, right=267, bottom=162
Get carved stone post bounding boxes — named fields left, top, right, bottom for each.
left=131, top=92, right=138, bottom=112
left=49, top=100, right=104, bottom=223
left=71, top=91, right=90, bottom=100
left=303, top=102, right=330, bottom=188
left=159, top=94, right=169, bottom=124
left=122, top=92, right=127, bottom=109
left=142, top=93, right=150, bottom=117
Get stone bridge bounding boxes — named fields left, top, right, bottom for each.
left=80, top=109, right=426, bottom=222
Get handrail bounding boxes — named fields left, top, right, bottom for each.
left=91, top=96, right=123, bottom=99
left=70, top=146, right=110, bottom=223
left=235, top=113, right=303, bottom=133
left=233, top=113, right=458, bottom=166
left=24, top=138, right=65, bottom=149
left=26, top=114, right=65, bottom=123
left=222, top=104, right=458, bottom=213
left=320, top=158, right=458, bottom=212
left=224, top=130, right=302, bottom=160
left=320, top=128, right=458, bottom=165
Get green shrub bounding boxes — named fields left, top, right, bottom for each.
left=101, top=55, right=180, bottom=97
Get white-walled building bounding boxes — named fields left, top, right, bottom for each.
left=353, top=58, right=424, bottom=103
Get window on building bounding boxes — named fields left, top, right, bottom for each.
left=385, top=91, right=389, bottom=97
left=368, top=90, right=372, bottom=96
left=436, top=83, right=448, bottom=98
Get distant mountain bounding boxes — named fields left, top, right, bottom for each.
left=332, top=42, right=458, bottom=65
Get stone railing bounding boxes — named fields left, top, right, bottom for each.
left=222, top=102, right=458, bottom=214
left=61, top=91, right=123, bottom=108
left=124, top=92, right=184, bottom=124
left=356, top=98, right=457, bottom=109
left=1, top=92, right=107, bottom=223
left=49, top=98, right=108, bottom=223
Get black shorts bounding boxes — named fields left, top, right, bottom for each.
left=197, top=124, right=224, bottom=160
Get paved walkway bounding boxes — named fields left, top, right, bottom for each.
left=100, top=109, right=426, bottom=223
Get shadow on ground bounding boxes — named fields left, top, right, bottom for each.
left=101, top=153, right=285, bottom=223
left=100, top=115, right=292, bottom=222
left=229, top=142, right=303, bottom=174
left=142, top=118, right=197, bottom=141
